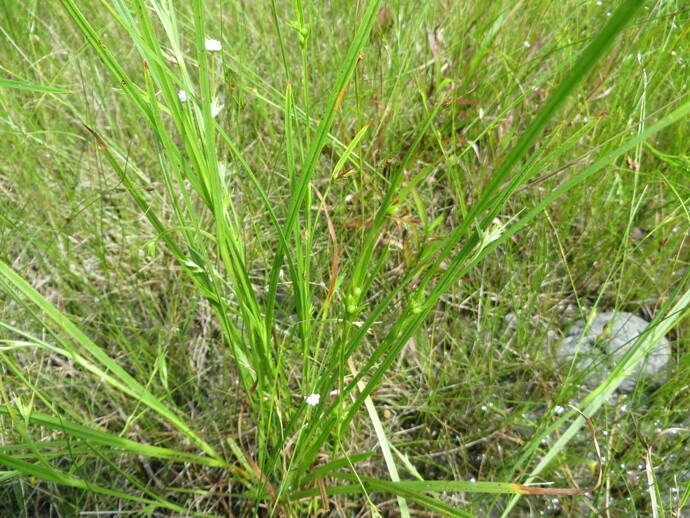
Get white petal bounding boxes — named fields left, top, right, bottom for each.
left=305, top=393, right=320, bottom=406
left=205, top=38, right=222, bottom=52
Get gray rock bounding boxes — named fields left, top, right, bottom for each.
left=557, top=311, right=670, bottom=393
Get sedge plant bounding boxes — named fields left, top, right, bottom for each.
left=0, top=0, right=689, bottom=516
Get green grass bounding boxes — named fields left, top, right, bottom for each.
left=1, top=0, right=689, bottom=516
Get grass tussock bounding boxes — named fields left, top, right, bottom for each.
left=0, top=0, right=689, bottom=516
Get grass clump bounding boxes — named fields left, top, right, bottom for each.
left=0, top=0, right=689, bottom=516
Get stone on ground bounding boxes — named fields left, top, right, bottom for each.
left=557, top=311, right=670, bottom=393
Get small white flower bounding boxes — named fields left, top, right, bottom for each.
left=523, top=41, right=531, bottom=48
left=205, top=38, right=222, bottom=52
left=305, top=393, right=320, bottom=406
left=211, top=96, right=224, bottom=118
left=596, top=1, right=602, bottom=5
left=178, top=89, right=187, bottom=102
left=554, top=405, right=566, bottom=415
